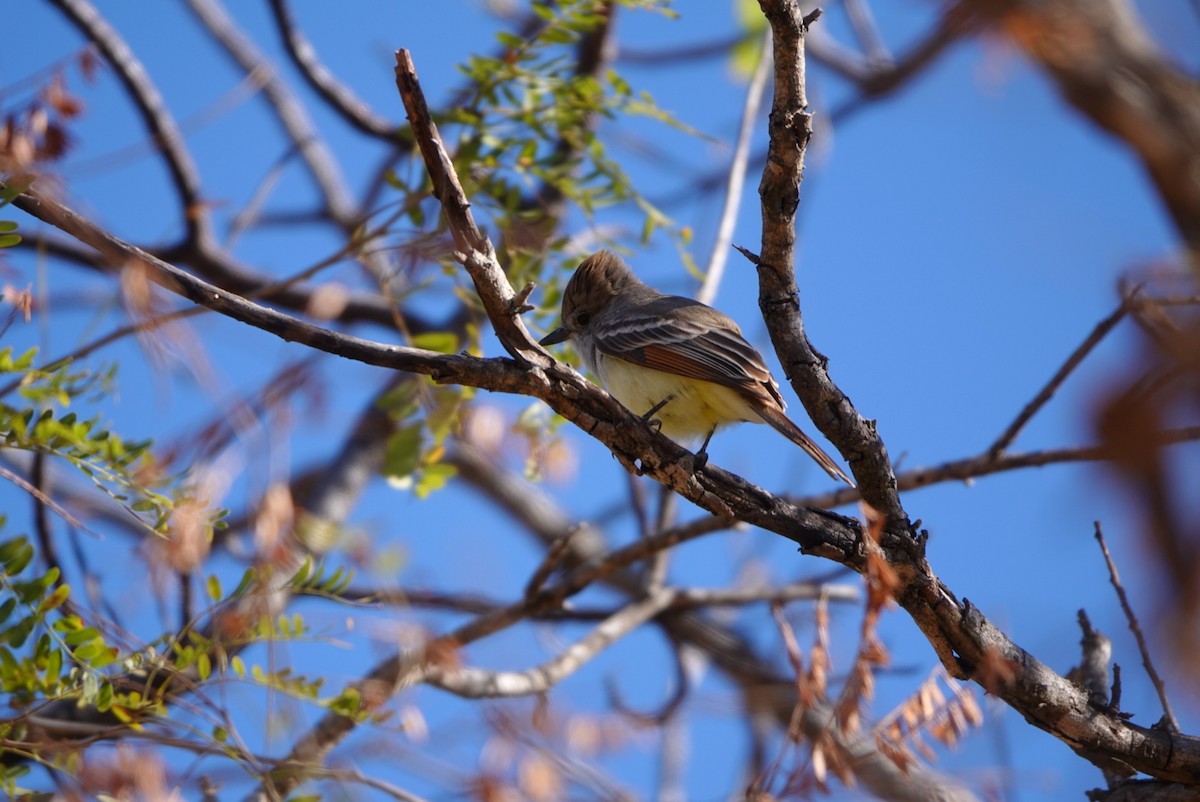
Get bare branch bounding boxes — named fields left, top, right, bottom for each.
left=425, top=588, right=676, bottom=698
left=754, top=1, right=902, bottom=520
left=982, top=0, right=1200, bottom=259
left=266, top=0, right=400, bottom=140
left=808, top=426, right=1200, bottom=509
left=393, top=49, right=544, bottom=363
left=250, top=515, right=726, bottom=800
left=696, top=26, right=772, bottom=307
left=182, top=0, right=357, bottom=218
left=1094, top=521, right=1179, bottom=732
left=843, top=0, right=891, bottom=64
left=48, top=0, right=211, bottom=244
left=990, top=293, right=1136, bottom=456
left=1073, top=609, right=1113, bottom=709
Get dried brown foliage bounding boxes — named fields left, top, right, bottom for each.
left=874, top=668, right=984, bottom=774
left=1094, top=282, right=1200, bottom=670
left=0, top=49, right=92, bottom=174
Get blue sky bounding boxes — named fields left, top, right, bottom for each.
left=3, top=1, right=1199, bottom=800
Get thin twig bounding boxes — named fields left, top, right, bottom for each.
left=697, top=26, right=772, bottom=307
left=523, top=526, right=581, bottom=602
left=607, top=632, right=690, bottom=725
left=645, top=485, right=677, bottom=592
left=183, top=0, right=356, bottom=218
left=1, top=465, right=92, bottom=535
left=343, top=578, right=859, bottom=615
left=426, top=588, right=677, bottom=698
left=989, top=294, right=1135, bottom=457
left=809, top=426, right=1200, bottom=509
left=1093, top=521, right=1179, bottom=731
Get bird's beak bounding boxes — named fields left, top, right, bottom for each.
left=540, top=326, right=571, bottom=346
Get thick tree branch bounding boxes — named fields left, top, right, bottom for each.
left=753, top=1, right=903, bottom=523
left=752, top=0, right=1200, bottom=787
left=15, top=20, right=1200, bottom=782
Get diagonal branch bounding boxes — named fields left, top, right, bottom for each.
left=989, top=292, right=1136, bottom=456
left=753, top=1, right=903, bottom=523
left=266, top=0, right=400, bottom=140
left=425, top=588, right=677, bottom=698
left=808, top=425, right=1200, bottom=509
left=393, top=49, right=544, bottom=363
left=48, top=0, right=212, bottom=245
left=5, top=180, right=856, bottom=557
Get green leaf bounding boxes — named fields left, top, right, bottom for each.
left=416, top=463, right=458, bottom=499
left=0, top=175, right=35, bottom=206
left=43, top=649, right=61, bottom=683
left=383, top=423, right=424, bottom=480
left=96, top=680, right=113, bottom=711
left=377, top=379, right=421, bottom=421
left=0, top=538, right=34, bottom=575
left=63, top=626, right=100, bottom=646
left=232, top=567, right=257, bottom=597
left=411, top=332, right=459, bottom=355
left=89, top=645, right=119, bottom=668
left=39, top=583, right=70, bottom=613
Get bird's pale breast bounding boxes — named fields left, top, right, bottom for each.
left=593, top=353, right=764, bottom=443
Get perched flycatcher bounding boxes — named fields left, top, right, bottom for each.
left=540, top=250, right=853, bottom=485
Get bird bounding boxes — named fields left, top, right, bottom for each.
left=540, top=250, right=853, bottom=485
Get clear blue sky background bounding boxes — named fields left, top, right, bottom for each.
left=3, top=2, right=1199, bottom=800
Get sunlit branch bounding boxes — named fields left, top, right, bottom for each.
left=697, top=26, right=772, bottom=308
left=425, top=588, right=676, bottom=699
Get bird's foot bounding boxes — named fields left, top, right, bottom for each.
left=642, top=395, right=675, bottom=426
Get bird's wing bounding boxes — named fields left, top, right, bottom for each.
left=591, top=296, right=781, bottom=402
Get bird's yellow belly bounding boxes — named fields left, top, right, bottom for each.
left=594, top=356, right=761, bottom=444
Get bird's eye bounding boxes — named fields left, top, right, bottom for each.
left=574, top=311, right=592, bottom=327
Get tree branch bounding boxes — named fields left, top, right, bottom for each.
left=753, top=1, right=903, bottom=522
left=393, top=49, right=544, bottom=363
left=266, top=0, right=400, bottom=140
left=425, top=588, right=676, bottom=698
left=48, top=0, right=211, bottom=244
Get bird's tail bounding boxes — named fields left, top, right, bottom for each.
left=755, top=404, right=854, bottom=487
